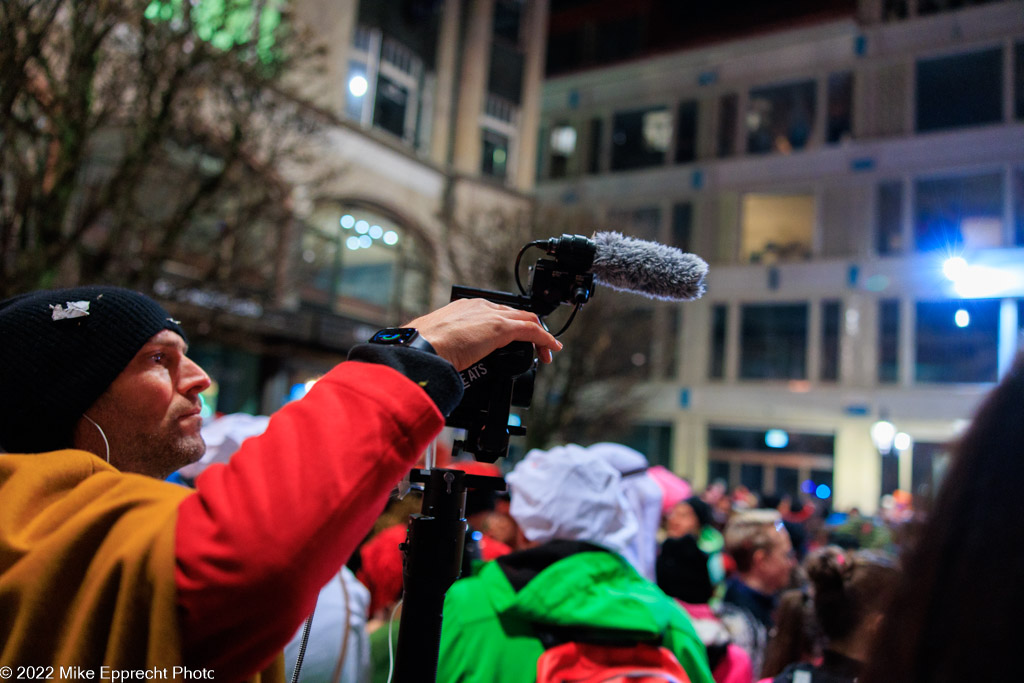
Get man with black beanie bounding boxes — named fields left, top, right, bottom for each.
left=0, top=285, right=561, bottom=680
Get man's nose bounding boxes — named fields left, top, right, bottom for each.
left=180, top=356, right=212, bottom=397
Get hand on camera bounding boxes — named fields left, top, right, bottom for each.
left=407, top=298, right=562, bottom=371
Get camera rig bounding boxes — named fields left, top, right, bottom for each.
left=445, top=233, right=597, bottom=462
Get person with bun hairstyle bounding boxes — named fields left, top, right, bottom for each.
left=769, top=547, right=899, bottom=683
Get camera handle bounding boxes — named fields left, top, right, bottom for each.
left=393, top=468, right=506, bottom=683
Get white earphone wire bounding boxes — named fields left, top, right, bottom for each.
left=83, top=414, right=110, bottom=463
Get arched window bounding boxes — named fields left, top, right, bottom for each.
left=297, top=204, right=432, bottom=322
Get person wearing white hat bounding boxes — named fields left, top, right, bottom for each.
left=437, top=444, right=714, bottom=683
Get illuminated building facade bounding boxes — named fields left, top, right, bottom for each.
left=535, top=0, right=1024, bottom=511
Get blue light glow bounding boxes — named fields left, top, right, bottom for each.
left=765, top=429, right=789, bottom=449
left=815, top=484, right=832, bottom=499
left=955, top=308, right=970, bottom=328
left=801, top=479, right=816, bottom=494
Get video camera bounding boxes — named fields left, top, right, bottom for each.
left=445, top=234, right=597, bottom=462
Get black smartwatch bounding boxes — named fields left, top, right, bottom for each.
left=368, top=327, right=436, bottom=354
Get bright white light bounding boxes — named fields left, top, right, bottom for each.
left=954, top=308, right=970, bottom=328
left=354, top=220, right=369, bottom=234
left=346, top=236, right=361, bottom=250
left=894, top=432, right=912, bottom=451
left=943, top=256, right=968, bottom=282
left=368, top=225, right=383, bottom=239
left=383, top=230, right=399, bottom=245
left=340, top=215, right=355, bottom=229
left=765, top=429, right=789, bottom=449
left=952, top=265, right=1016, bottom=298
left=549, top=126, right=577, bottom=155
left=348, top=75, right=368, bottom=97
left=358, top=235, right=372, bottom=249
left=871, top=419, right=897, bottom=455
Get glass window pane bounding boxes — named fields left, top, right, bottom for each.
left=710, top=304, right=727, bottom=380
left=481, top=130, right=509, bottom=179
left=775, top=467, right=800, bottom=500
left=548, top=122, right=576, bottom=179
left=741, top=193, right=815, bottom=264
left=373, top=74, right=409, bottom=138
left=717, top=93, right=738, bottom=158
left=821, top=300, right=841, bottom=382
left=1016, top=42, right=1024, bottom=120
left=675, top=100, right=698, bottom=164
left=826, top=72, right=853, bottom=144
left=345, top=62, right=367, bottom=121
left=740, top=463, right=765, bottom=493
left=915, top=299, right=999, bottom=383
left=1014, top=166, right=1024, bottom=246
left=878, top=299, right=900, bottom=384
left=588, top=117, right=603, bottom=174
left=916, top=48, right=1003, bottom=132
left=708, top=460, right=731, bottom=487
left=876, top=181, right=904, bottom=255
left=740, top=304, right=809, bottom=380
left=914, top=173, right=1004, bottom=252
left=611, top=106, right=671, bottom=171
left=746, top=80, right=816, bottom=154
left=672, top=203, right=692, bottom=252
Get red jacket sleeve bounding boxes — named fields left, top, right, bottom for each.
left=174, top=361, right=445, bottom=679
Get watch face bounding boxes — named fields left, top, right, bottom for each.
left=370, top=327, right=418, bottom=344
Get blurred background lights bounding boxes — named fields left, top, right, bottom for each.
left=345, top=236, right=361, bottom=250
left=383, top=230, right=399, bottom=245
left=801, top=479, right=816, bottom=494
left=369, top=225, right=383, bottom=239
left=765, top=429, right=789, bottom=448
left=358, top=235, right=372, bottom=248
left=943, top=256, right=968, bottom=281
left=815, top=484, right=832, bottom=499
left=348, top=75, right=368, bottom=97
left=354, top=220, right=369, bottom=234
left=340, top=214, right=355, bottom=229
left=954, top=308, right=970, bottom=327
left=894, top=432, right=913, bottom=451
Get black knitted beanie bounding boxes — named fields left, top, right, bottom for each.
left=0, top=286, right=187, bottom=453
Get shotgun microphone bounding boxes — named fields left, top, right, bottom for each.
left=589, top=231, right=708, bottom=301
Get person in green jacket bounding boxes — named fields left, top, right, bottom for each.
left=437, top=444, right=715, bottom=683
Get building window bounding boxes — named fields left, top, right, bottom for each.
left=297, top=205, right=430, bottom=321
left=672, top=202, right=692, bottom=252
left=740, top=303, right=809, bottom=380
left=916, top=299, right=1000, bottom=383
left=347, top=29, right=426, bottom=148
left=741, top=193, right=815, bottom=264
left=611, top=106, right=671, bottom=171
left=587, top=117, right=603, bottom=174
left=916, top=48, right=1003, bottom=133
left=826, top=72, right=854, bottom=144
left=821, top=300, right=841, bottom=382
left=878, top=299, right=900, bottom=384
left=708, top=426, right=835, bottom=498
left=1015, top=42, right=1024, bottom=120
left=623, top=424, right=673, bottom=469
left=914, top=172, right=1004, bottom=252
left=675, top=100, right=698, bottom=164
left=717, top=93, right=739, bottom=158
left=746, top=80, right=816, bottom=155
left=481, top=130, right=510, bottom=180
left=1014, top=166, right=1024, bottom=246
left=710, top=304, right=727, bottom=380
left=548, top=122, right=577, bottom=179
left=876, top=181, right=904, bottom=255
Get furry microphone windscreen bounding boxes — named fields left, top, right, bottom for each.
left=591, top=231, right=708, bottom=301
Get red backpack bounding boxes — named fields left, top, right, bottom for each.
left=536, top=641, right=692, bottom=683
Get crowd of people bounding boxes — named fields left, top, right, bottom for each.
left=2, top=284, right=1022, bottom=682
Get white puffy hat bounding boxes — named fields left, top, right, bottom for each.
left=586, top=442, right=663, bottom=581
left=506, top=443, right=639, bottom=558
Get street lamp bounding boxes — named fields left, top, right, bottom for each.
left=870, top=417, right=896, bottom=456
